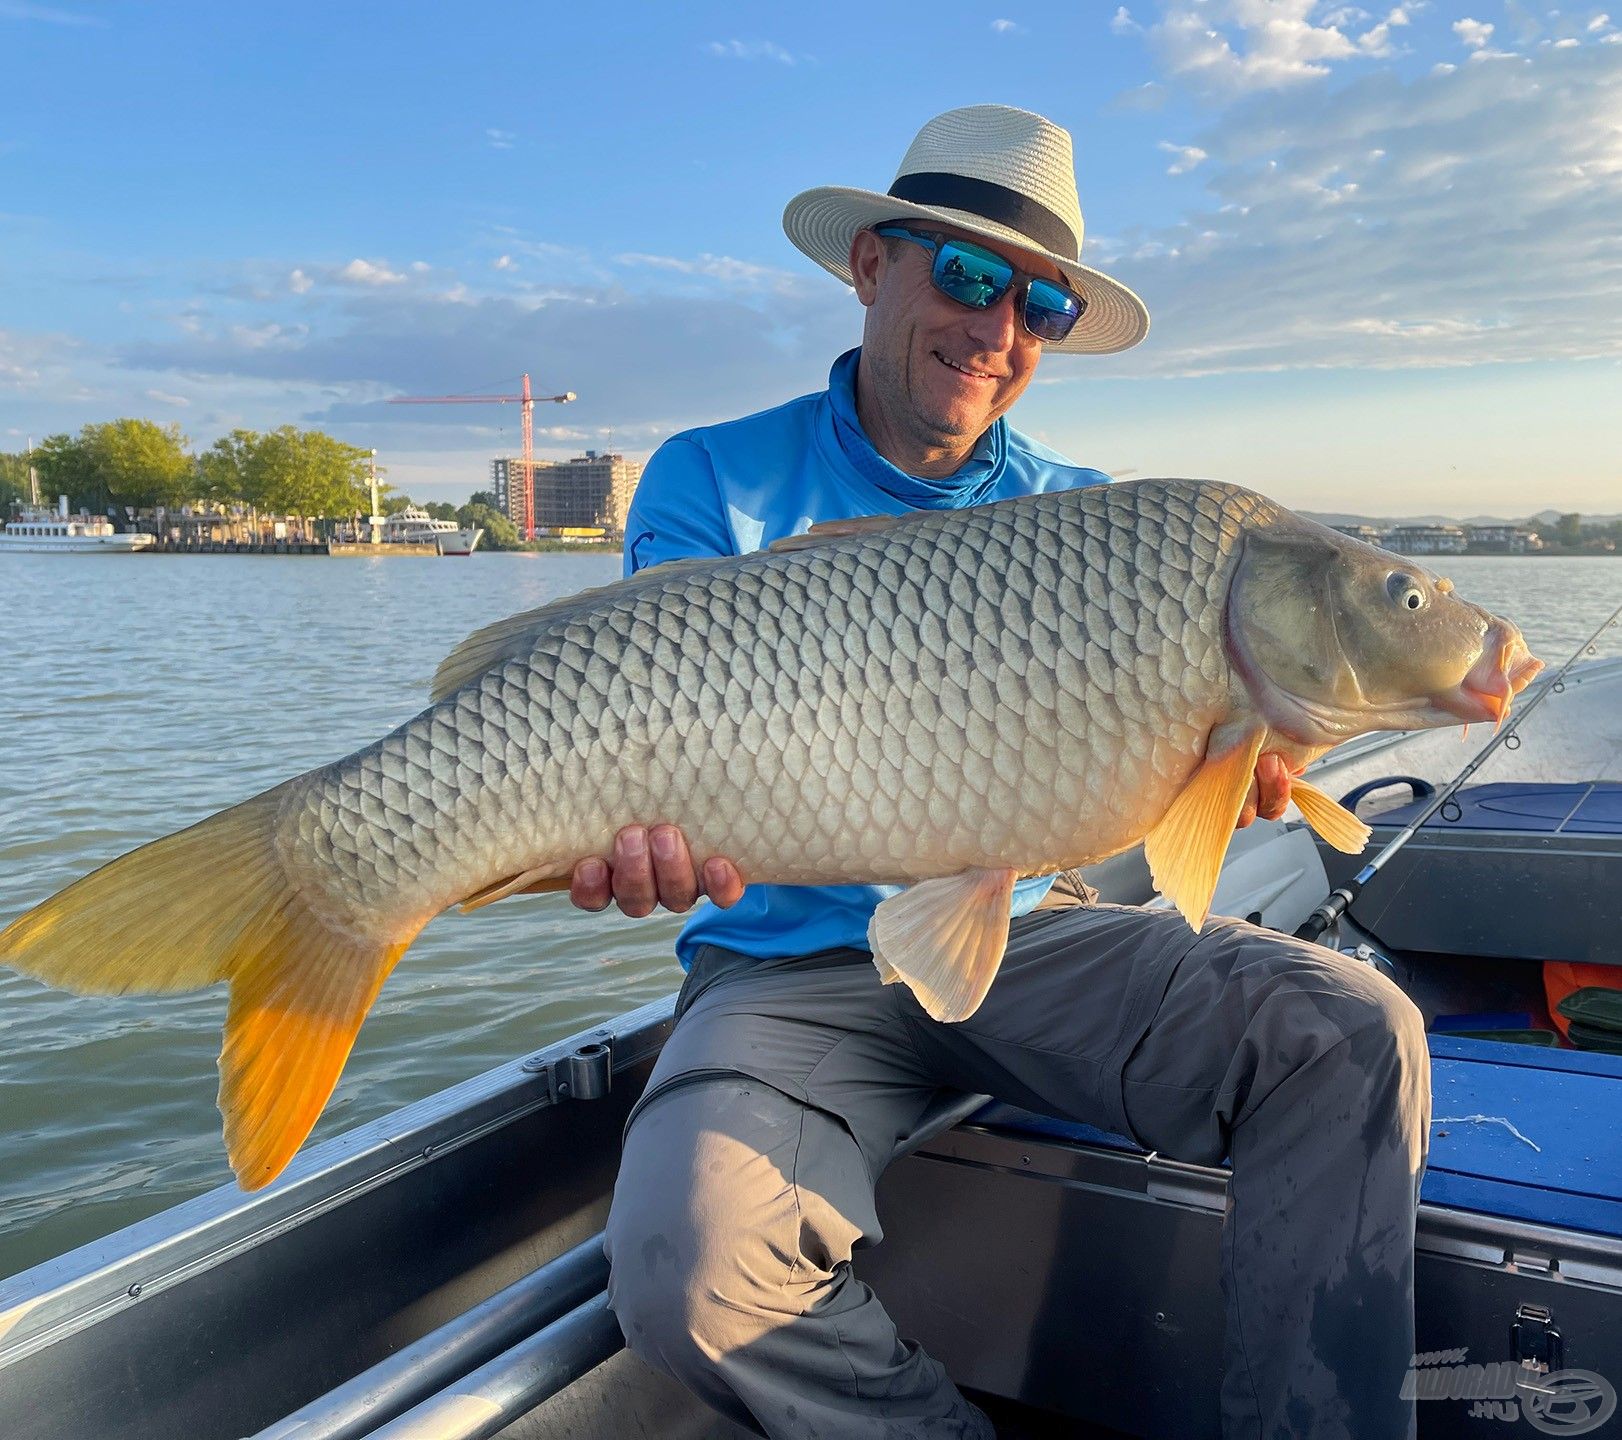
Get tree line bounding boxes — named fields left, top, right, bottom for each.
left=1, top=419, right=376, bottom=519
left=0, top=420, right=524, bottom=550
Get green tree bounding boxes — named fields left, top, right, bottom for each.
left=466, top=490, right=500, bottom=511
left=0, top=452, right=32, bottom=513
left=424, top=501, right=459, bottom=522
left=457, top=501, right=518, bottom=551
left=83, top=419, right=196, bottom=510
left=199, top=430, right=258, bottom=505
left=198, top=427, right=372, bottom=517
left=381, top=492, right=417, bottom=515
left=28, top=422, right=195, bottom=512
left=31, top=432, right=99, bottom=511
left=1556, top=513, right=1582, bottom=548
left=254, top=428, right=373, bottom=516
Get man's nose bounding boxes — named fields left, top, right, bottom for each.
left=962, top=284, right=1021, bottom=352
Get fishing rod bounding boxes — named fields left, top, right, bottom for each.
left=1294, top=597, right=1622, bottom=945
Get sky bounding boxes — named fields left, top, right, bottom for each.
left=2, top=0, right=1619, bottom=517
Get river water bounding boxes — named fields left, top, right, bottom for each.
left=1, top=551, right=1618, bottom=1280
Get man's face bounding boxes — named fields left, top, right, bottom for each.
left=850, top=221, right=1062, bottom=455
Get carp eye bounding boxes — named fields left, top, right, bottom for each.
left=1386, top=573, right=1426, bottom=611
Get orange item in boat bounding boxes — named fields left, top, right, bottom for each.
left=1543, top=961, right=1622, bottom=1043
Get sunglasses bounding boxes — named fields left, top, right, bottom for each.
left=873, top=224, right=1088, bottom=344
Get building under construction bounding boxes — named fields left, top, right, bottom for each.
left=492, top=451, right=641, bottom=538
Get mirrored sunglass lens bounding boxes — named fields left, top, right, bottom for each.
left=1024, top=278, right=1085, bottom=341
left=933, top=241, right=1013, bottom=308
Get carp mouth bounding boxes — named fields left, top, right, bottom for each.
left=1435, top=623, right=1544, bottom=728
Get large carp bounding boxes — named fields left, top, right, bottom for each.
left=0, top=479, right=1539, bottom=1188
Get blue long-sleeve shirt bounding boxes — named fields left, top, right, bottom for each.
left=624, top=346, right=1111, bottom=968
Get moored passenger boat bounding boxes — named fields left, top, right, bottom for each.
left=0, top=655, right=1618, bottom=1439
left=0, top=500, right=154, bottom=555
left=375, top=505, right=484, bottom=556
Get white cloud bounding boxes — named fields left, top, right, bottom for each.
left=1454, top=17, right=1494, bottom=48
left=0, top=2, right=101, bottom=25
left=704, top=38, right=800, bottom=64
left=227, top=322, right=305, bottom=350
left=991, top=18, right=1024, bottom=33
left=1109, top=80, right=1168, bottom=111
left=492, top=255, right=516, bottom=271
left=1591, top=13, right=1613, bottom=32
left=0, top=327, right=75, bottom=390
left=1070, top=43, right=1622, bottom=380
left=1129, top=0, right=1399, bottom=96
left=613, top=250, right=805, bottom=293
left=1356, top=5, right=1412, bottom=55
left=337, top=258, right=406, bottom=287
left=143, top=388, right=190, bottom=407
left=1159, top=140, right=1209, bottom=173
left=288, top=268, right=313, bottom=295
left=485, top=128, right=515, bottom=151
left=121, top=274, right=857, bottom=452
left=1111, top=6, right=1142, bottom=35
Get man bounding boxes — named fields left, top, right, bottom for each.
left=580, top=107, right=1430, bottom=1439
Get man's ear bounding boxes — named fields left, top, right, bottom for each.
left=849, top=229, right=883, bottom=306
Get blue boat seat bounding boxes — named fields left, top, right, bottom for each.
left=972, top=1034, right=1622, bottom=1239
left=1367, top=781, right=1622, bottom=835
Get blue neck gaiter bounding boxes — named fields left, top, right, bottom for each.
left=825, top=348, right=1006, bottom=510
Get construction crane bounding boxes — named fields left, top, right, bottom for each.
left=389, top=375, right=576, bottom=540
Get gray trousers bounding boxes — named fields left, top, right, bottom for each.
left=604, top=904, right=1432, bottom=1440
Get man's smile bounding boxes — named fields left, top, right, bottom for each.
left=933, top=351, right=1002, bottom=381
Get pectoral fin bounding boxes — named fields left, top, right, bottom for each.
left=1288, top=779, right=1373, bottom=854
left=1144, top=729, right=1265, bottom=932
left=868, top=867, right=1017, bottom=1023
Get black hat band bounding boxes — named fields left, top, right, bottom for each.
left=886, top=172, right=1078, bottom=260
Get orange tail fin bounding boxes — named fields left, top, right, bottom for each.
left=0, top=785, right=425, bottom=1190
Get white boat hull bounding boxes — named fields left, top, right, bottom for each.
left=0, top=532, right=154, bottom=554
left=435, top=528, right=483, bottom=556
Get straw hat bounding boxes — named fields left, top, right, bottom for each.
left=783, top=104, right=1149, bottom=355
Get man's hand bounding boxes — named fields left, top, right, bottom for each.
left=569, top=825, right=745, bottom=917
left=1237, top=752, right=1293, bottom=830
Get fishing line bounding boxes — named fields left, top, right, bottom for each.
left=1293, top=596, right=1622, bottom=945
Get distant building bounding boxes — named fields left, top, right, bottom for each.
left=492, top=451, right=642, bottom=537
left=1385, top=524, right=1467, bottom=556
left=1333, top=524, right=1387, bottom=546
left=1465, top=524, right=1541, bottom=554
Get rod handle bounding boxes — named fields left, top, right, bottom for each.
left=1293, top=887, right=1357, bottom=944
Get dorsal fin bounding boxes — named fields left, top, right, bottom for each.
left=428, top=553, right=724, bottom=703
left=766, top=513, right=911, bottom=554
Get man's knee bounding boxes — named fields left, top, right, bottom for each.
left=1221, top=929, right=1430, bottom=1162
left=1208, top=920, right=1424, bottom=1061
left=604, top=1079, right=865, bottom=1372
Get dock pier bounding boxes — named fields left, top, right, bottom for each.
left=140, top=533, right=440, bottom=557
